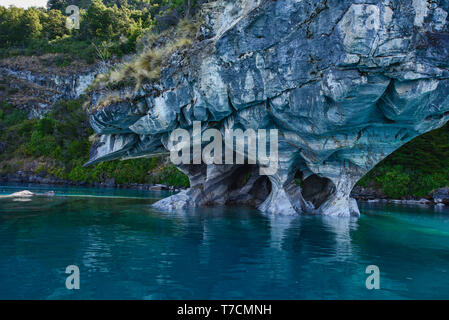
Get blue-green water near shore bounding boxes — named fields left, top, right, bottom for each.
left=1, top=184, right=449, bottom=300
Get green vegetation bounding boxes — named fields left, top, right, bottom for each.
left=0, top=0, right=204, bottom=63
left=0, top=0, right=205, bottom=188
left=0, top=0, right=206, bottom=188
left=0, top=100, right=190, bottom=187
left=1, top=95, right=447, bottom=194
left=92, top=17, right=200, bottom=106
left=1, top=1, right=447, bottom=196
left=357, top=123, right=449, bottom=198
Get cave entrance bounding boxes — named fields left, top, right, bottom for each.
left=249, top=175, right=272, bottom=205
left=227, top=164, right=272, bottom=207
left=300, top=174, right=336, bottom=209
left=229, top=165, right=255, bottom=191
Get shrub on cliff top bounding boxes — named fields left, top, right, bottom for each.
left=91, top=17, right=201, bottom=102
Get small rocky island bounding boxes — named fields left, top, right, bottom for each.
left=86, top=0, right=449, bottom=216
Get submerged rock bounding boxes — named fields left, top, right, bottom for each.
left=86, top=0, right=449, bottom=217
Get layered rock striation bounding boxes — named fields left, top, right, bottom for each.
left=1, top=55, right=107, bottom=118
left=86, top=0, right=449, bottom=216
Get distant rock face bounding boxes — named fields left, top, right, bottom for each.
left=0, top=55, right=107, bottom=118
left=87, top=0, right=449, bottom=217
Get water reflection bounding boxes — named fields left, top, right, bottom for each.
left=1, top=186, right=449, bottom=299
left=321, top=216, right=359, bottom=262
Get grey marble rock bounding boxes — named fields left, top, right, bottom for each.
left=432, top=188, right=449, bottom=205
left=0, top=62, right=108, bottom=119
left=86, top=0, right=449, bottom=217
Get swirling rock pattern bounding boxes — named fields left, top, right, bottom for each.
left=87, top=0, right=449, bottom=216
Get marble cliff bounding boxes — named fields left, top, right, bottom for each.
left=86, top=0, right=449, bottom=216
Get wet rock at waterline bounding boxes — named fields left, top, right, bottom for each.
left=432, top=188, right=449, bottom=205
left=86, top=0, right=449, bottom=217
left=7, top=190, right=34, bottom=198
left=0, top=190, right=57, bottom=199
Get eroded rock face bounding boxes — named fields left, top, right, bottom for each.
left=0, top=55, right=108, bottom=118
left=87, top=0, right=449, bottom=217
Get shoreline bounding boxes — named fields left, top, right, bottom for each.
left=0, top=172, right=186, bottom=193
left=355, top=198, right=446, bottom=207
left=352, top=186, right=449, bottom=207
left=1, top=172, right=448, bottom=208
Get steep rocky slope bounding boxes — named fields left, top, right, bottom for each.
left=86, top=0, right=449, bottom=216
left=0, top=54, right=107, bottom=118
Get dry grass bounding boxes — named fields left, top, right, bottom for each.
left=90, top=91, right=133, bottom=113
left=92, top=18, right=202, bottom=102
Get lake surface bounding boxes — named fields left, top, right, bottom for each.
left=1, top=184, right=449, bottom=300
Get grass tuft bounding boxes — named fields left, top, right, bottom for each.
left=91, top=18, right=201, bottom=107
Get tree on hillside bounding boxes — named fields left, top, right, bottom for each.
left=42, top=9, right=68, bottom=39
left=0, top=6, right=24, bottom=44
left=47, top=0, right=92, bottom=11
left=85, top=0, right=131, bottom=38
left=22, top=8, right=43, bottom=39
left=0, top=6, right=43, bottom=44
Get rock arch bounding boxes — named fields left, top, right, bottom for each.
left=86, top=0, right=449, bottom=216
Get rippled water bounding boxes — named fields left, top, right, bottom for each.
left=1, top=184, right=449, bottom=300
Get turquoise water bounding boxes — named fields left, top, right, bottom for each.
left=1, top=184, right=449, bottom=300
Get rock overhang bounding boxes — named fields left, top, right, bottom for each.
left=86, top=0, right=449, bottom=216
